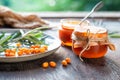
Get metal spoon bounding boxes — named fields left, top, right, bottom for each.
left=79, top=1, right=103, bottom=25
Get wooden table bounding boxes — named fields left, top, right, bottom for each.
left=0, top=19, right=120, bottom=80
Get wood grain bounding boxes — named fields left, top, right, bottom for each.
left=0, top=19, right=120, bottom=80
left=0, top=46, right=120, bottom=80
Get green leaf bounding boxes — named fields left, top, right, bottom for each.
left=109, top=34, right=120, bottom=38
left=0, top=32, right=5, bottom=39
left=0, top=35, right=11, bottom=46
left=0, top=46, right=5, bottom=52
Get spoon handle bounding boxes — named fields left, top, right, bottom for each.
left=79, top=1, right=103, bottom=25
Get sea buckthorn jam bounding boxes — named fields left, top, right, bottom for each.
left=59, top=19, right=89, bottom=46
left=72, top=25, right=115, bottom=59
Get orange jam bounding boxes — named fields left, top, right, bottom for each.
left=59, top=19, right=89, bottom=46
left=72, top=26, right=109, bottom=58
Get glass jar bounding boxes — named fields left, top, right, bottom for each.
left=59, top=19, right=89, bottom=46
left=72, top=26, right=111, bottom=58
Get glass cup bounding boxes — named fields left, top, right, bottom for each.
left=58, top=19, right=89, bottom=46
left=72, top=26, right=109, bottom=58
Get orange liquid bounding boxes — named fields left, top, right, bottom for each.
left=59, top=28, right=73, bottom=46
left=72, top=43, right=108, bottom=58
left=72, top=30, right=108, bottom=58
left=59, top=21, right=80, bottom=46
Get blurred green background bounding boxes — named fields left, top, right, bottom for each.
left=0, top=0, right=120, bottom=12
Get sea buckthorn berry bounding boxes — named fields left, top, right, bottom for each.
left=30, top=48, right=35, bottom=54
left=25, top=48, right=31, bottom=54
left=61, top=60, right=68, bottom=66
left=43, top=45, right=48, bottom=50
left=65, top=57, right=71, bottom=64
left=5, top=52, right=10, bottom=56
left=39, top=47, right=46, bottom=53
left=34, top=48, right=40, bottom=53
left=11, top=49, right=16, bottom=53
left=18, top=48, right=22, bottom=51
left=30, top=45, right=36, bottom=49
left=5, top=49, right=11, bottom=53
left=18, top=51, right=23, bottom=56
left=42, top=62, right=49, bottom=68
left=9, top=52, right=15, bottom=56
left=49, top=61, right=57, bottom=68
left=35, top=45, right=40, bottom=48
left=16, top=42, right=21, bottom=47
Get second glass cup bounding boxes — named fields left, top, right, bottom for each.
left=59, top=19, right=89, bottom=46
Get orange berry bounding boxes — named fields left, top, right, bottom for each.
left=5, top=52, right=10, bottom=56
left=65, top=57, right=71, bottom=64
left=30, top=45, right=36, bottom=49
left=61, top=60, right=68, bottom=66
left=42, top=62, right=49, bottom=68
left=49, top=61, right=57, bottom=68
left=31, top=45, right=40, bottom=49
left=5, top=49, right=11, bottom=53
left=35, top=45, right=40, bottom=48
left=16, top=42, right=21, bottom=47
left=22, top=48, right=27, bottom=53
left=9, top=52, right=15, bottom=56
left=43, top=45, right=48, bottom=50
left=18, top=48, right=22, bottom=51
left=25, top=49, right=31, bottom=54
left=30, top=48, right=35, bottom=54
left=18, top=51, right=23, bottom=56
left=39, top=47, right=46, bottom=53
left=34, top=48, right=40, bottom=53
left=11, top=49, right=16, bottom=53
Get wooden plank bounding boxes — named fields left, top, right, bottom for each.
left=0, top=44, right=120, bottom=80
left=20, top=12, right=120, bottom=19
left=0, top=29, right=120, bottom=80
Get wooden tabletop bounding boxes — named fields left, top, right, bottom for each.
left=0, top=19, right=120, bottom=80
